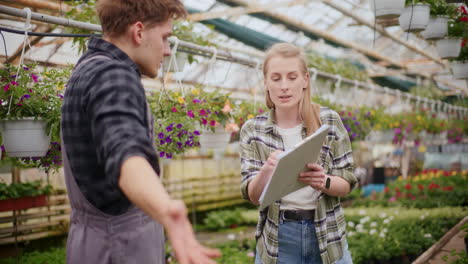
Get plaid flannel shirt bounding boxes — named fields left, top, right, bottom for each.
left=239, top=107, right=357, bottom=264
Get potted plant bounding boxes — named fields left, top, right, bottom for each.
left=0, top=65, right=66, bottom=158
left=149, top=90, right=201, bottom=159
left=420, top=0, right=455, bottom=39
left=451, top=41, right=468, bottom=78
left=370, top=0, right=406, bottom=19
left=0, top=180, right=52, bottom=212
left=400, top=0, right=431, bottom=32
left=435, top=4, right=466, bottom=58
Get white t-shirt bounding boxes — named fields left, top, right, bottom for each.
left=276, top=124, right=320, bottom=210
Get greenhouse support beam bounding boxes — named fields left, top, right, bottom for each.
left=189, top=0, right=309, bottom=21
left=0, top=0, right=67, bottom=13
left=0, top=6, right=466, bottom=117
left=322, top=0, right=445, bottom=67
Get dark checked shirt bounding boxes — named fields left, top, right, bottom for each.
left=61, top=37, right=159, bottom=215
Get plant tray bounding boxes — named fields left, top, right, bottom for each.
left=0, top=195, right=47, bottom=212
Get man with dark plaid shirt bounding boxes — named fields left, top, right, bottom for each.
left=61, top=1, right=220, bottom=263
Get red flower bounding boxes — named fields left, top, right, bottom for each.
left=428, top=182, right=440, bottom=190
left=395, top=187, right=400, bottom=192
left=442, top=186, right=453, bottom=191
left=396, top=191, right=402, bottom=198
left=384, top=187, right=389, bottom=193
left=418, top=184, right=424, bottom=191
left=443, top=171, right=450, bottom=177
left=460, top=16, right=468, bottom=22
left=405, top=184, right=412, bottom=190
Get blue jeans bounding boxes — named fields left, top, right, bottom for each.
left=255, top=219, right=353, bottom=264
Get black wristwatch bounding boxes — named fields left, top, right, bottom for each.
left=325, top=176, right=331, bottom=189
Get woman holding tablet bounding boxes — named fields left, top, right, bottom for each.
left=239, top=43, right=356, bottom=264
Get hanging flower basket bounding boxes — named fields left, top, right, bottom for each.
left=0, top=118, right=51, bottom=157
left=435, top=37, right=462, bottom=59
left=399, top=3, right=430, bottom=32
left=450, top=61, right=468, bottom=79
left=370, top=0, right=405, bottom=19
left=0, top=195, right=47, bottom=212
left=162, top=52, right=188, bottom=73
left=420, top=16, right=448, bottom=40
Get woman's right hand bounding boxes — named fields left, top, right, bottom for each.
left=260, top=150, right=283, bottom=180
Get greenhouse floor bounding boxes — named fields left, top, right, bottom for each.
left=428, top=229, right=467, bottom=264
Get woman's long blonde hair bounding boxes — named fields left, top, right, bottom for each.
left=263, top=43, right=321, bottom=136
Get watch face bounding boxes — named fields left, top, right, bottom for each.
left=325, top=177, right=331, bottom=189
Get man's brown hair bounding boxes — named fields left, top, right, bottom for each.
left=96, top=0, right=187, bottom=37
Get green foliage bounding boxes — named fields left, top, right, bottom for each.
left=201, top=208, right=257, bottom=231
left=345, top=207, right=466, bottom=263
left=0, top=247, right=65, bottom=264
left=447, top=5, right=468, bottom=39
left=65, top=0, right=100, bottom=54
left=0, top=180, right=52, bottom=200
left=442, top=249, right=468, bottom=264
left=305, top=52, right=368, bottom=81
left=425, top=0, right=457, bottom=16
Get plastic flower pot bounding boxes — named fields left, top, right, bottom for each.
left=0, top=118, right=51, bottom=157
left=162, top=52, right=188, bottom=72
left=436, top=38, right=462, bottom=59
left=0, top=195, right=47, bottom=212
left=399, top=3, right=430, bottom=32
left=370, top=0, right=405, bottom=19
left=451, top=61, right=468, bottom=79
left=420, top=16, right=448, bottom=40
left=199, top=126, right=230, bottom=159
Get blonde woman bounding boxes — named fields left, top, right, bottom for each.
left=240, top=43, right=356, bottom=264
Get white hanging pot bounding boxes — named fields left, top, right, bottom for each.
left=199, top=125, right=230, bottom=158
left=370, top=0, right=405, bottom=19
left=0, top=118, right=51, bottom=157
left=451, top=61, right=468, bottom=79
left=162, top=52, right=188, bottom=72
left=435, top=37, right=462, bottom=59
left=399, top=4, right=430, bottom=32
left=420, top=16, right=448, bottom=40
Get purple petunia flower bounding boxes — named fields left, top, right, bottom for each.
left=352, top=117, right=356, bottom=121
left=199, top=109, right=207, bottom=116
left=166, top=153, right=173, bottom=159
left=160, top=140, right=165, bottom=145
left=23, top=66, right=29, bottom=70
left=166, top=126, right=173, bottom=132
left=165, top=136, right=172, bottom=143
left=187, top=110, right=194, bottom=118
left=159, top=151, right=165, bottom=158
left=194, top=130, right=200, bottom=135
left=394, top=128, right=401, bottom=134
left=158, top=132, right=165, bottom=139
left=193, top=99, right=201, bottom=103
left=177, top=142, right=183, bottom=148
left=11, top=81, right=18, bottom=86
left=23, top=94, right=31, bottom=99
left=57, top=94, right=64, bottom=99
left=176, top=123, right=183, bottom=129
left=354, top=121, right=360, bottom=126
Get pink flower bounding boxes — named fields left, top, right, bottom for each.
left=171, top=107, right=177, bottom=112
left=11, top=81, right=18, bottom=86
left=187, top=110, right=194, bottom=118
left=389, top=197, right=396, bottom=202
left=3, top=84, right=10, bottom=91
left=199, top=109, right=207, bottom=116
left=201, top=118, right=207, bottom=125
left=209, top=120, right=217, bottom=127
left=31, top=74, right=38, bottom=83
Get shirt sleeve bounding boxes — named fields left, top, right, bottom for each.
left=239, top=121, right=262, bottom=201
left=329, top=111, right=357, bottom=191
left=85, top=62, right=159, bottom=190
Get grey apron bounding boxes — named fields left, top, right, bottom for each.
left=63, top=55, right=164, bottom=264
